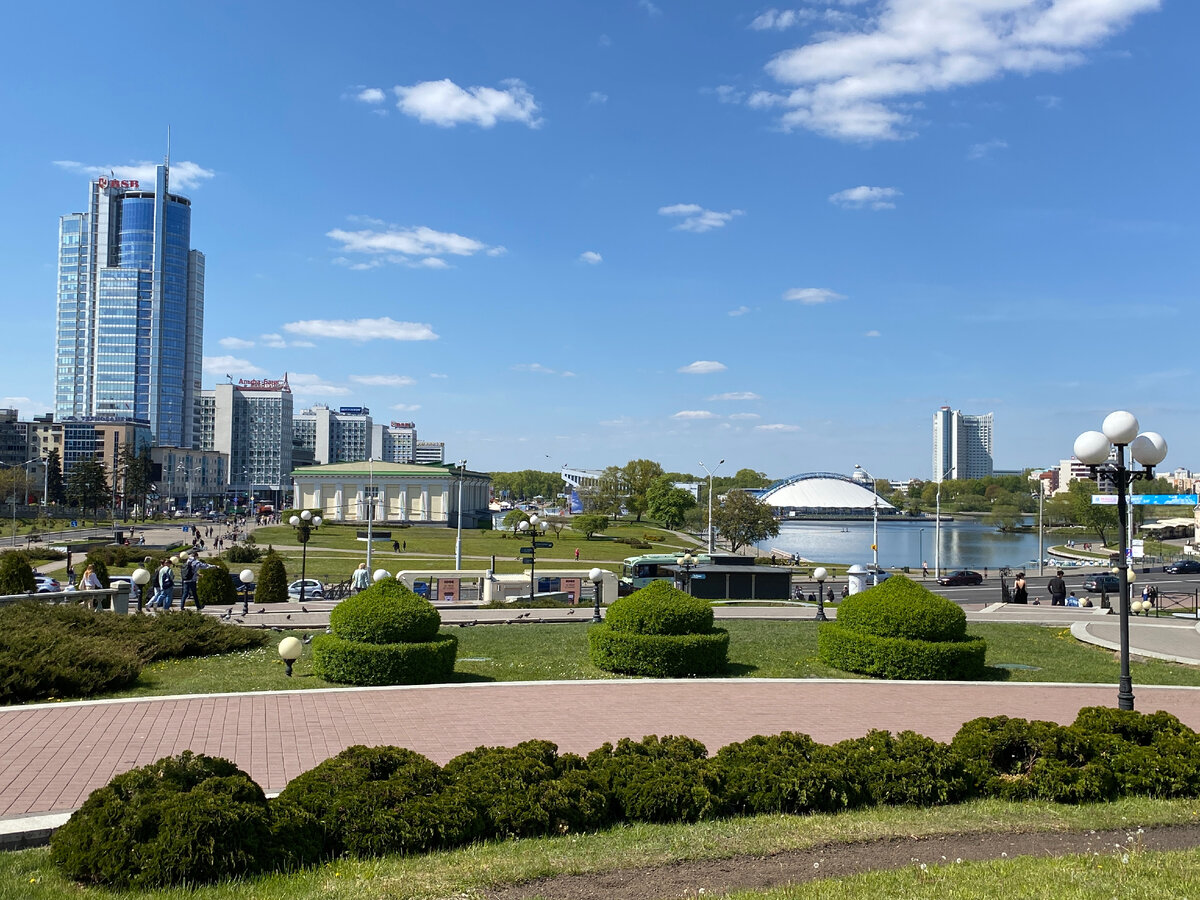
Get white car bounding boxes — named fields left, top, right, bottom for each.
left=288, top=579, right=324, bottom=600
left=865, top=570, right=892, bottom=586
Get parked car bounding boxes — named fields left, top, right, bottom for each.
left=33, top=575, right=61, bottom=593
left=865, top=570, right=892, bottom=586
left=229, top=573, right=256, bottom=595
left=937, top=569, right=984, bottom=586
left=1164, top=559, right=1200, bottom=575
left=1083, top=573, right=1120, bottom=593
left=288, top=579, right=324, bottom=600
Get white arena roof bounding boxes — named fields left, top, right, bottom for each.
left=756, top=473, right=897, bottom=512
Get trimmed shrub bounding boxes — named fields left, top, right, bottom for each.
left=836, top=575, right=967, bottom=642
left=442, top=740, right=608, bottom=839
left=0, top=550, right=36, bottom=594
left=590, top=580, right=728, bottom=677
left=275, top=745, right=468, bottom=859
left=586, top=735, right=718, bottom=824
left=254, top=550, right=289, bottom=604
left=817, top=624, right=987, bottom=680
left=330, top=579, right=441, bottom=644
left=197, top=560, right=239, bottom=606
left=713, top=731, right=862, bottom=816
left=588, top=628, right=729, bottom=678
left=310, top=633, right=458, bottom=685
left=49, top=751, right=273, bottom=889
left=224, top=543, right=261, bottom=564
left=831, top=729, right=971, bottom=807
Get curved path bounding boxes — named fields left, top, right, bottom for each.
left=3, top=678, right=1200, bottom=844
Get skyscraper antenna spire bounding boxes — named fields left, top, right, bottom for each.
left=164, top=126, right=171, bottom=191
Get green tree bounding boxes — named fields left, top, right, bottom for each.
left=502, top=509, right=530, bottom=530
left=121, top=443, right=153, bottom=520
left=621, top=459, right=665, bottom=522
left=489, top=470, right=562, bottom=502
left=255, top=550, right=289, bottom=604
left=987, top=504, right=1023, bottom=532
left=0, top=550, right=36, bottom=594
left=66, top=457, right=110, bottom=514
left=711, top=491, right=779, bottom=553
left=573, top=514, right=610, bottom=540
left=645, top=477, right=697, bottom=529
left=45, top=449, right=65, bottom=505
left=1066, top=479, right=1117, bottom=547
left=582, top=466, right=625, bottom=516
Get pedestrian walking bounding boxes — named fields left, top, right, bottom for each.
left=79, top=564, right=103, bottom=610
left=150, top=560, right=176, bottom=610
left=402, top=540, right=406, bottom=552
left=351, top=562, right=371, bottom=593
left=181, top=552, right=203, bottom=610
left=393, top=540, right=400, bottom=553
left=574, top=548, right=580, bottom=561
left=1047, top=569, right=1067, bottom=606
left=921, top=560, right=929, bottom=579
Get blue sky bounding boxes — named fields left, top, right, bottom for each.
left=2, top=1, right=1196, bottom=482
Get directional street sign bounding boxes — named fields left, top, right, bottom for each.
left=521, top=557, right=535, bottom=564
left=533, top=541, right=554, bottom=548
left=691, top=574, right=706, bottom=580
left=519, top=547, right=535, bottom=554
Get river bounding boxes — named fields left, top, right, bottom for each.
left=756, top=518, right=1061, bottom=571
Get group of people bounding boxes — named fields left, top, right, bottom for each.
left=142, top=551, right=213, bottom=611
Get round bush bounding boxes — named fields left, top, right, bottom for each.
left=588, top=627, right=729, bottom=677
left=604, top=580, right=714, bottom=635
left=329, top=578, right=441, bottom=644
left=49, top=751, right=273, bottom=889
left=0, top=550, right=36, bottom=595
left=817, top=623, right=986, bottom=680
left=197, top=560, right=238, bottom=606
left=254, top=550, right=289, bottom=604
left=836, top=575, right=967, bottom=642
left=311, top=632, right=458, bottom=685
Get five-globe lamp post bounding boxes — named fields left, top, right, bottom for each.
left=517, top=514, right=549, bottom=601
left=589, top=567, right=605, bottom=623
left=289, top=510, right=322, bottom=605
left=813, top=566, right=828, bottom=621
left=1073, top=411, right=1167, bottom=711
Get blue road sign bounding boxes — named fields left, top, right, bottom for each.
left=519, top=546, right=535, bottom=553
left=691, top=574, right=706, bottom=580
left=533, top=541, right=554, bottom=548
left=521, top=557, right=535, bottom=564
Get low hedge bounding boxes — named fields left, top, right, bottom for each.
left=329, top=579, right=441, bottom=644
left=588, top=627, right=729, bottom=677
left=818, top=622, right=987, bottom=680
left=836, top=575, right=967, bottom=642
left=53, top=706, right=1200, bottom=888
left=311, top=633, right=458, bottom=685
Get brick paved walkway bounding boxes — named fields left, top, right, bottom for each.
left=3, top=680, right=1199, bottom=821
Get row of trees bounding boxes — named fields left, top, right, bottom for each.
left=0, top=444, right=156, bottom=517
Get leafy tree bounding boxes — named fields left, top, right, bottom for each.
left=121, top=443, right=153, bottom=520
left=987, top=505, right=1023, bottom=532
left=489, top=470, right=562, bottom=502
left=573, top=514, right=610, bottom=540
left=66, top=457, right=110, bottom=514
left=0, top=550, right=36, bottom=594
left=542, top=516, right=569, bottom=537
left=621, top=459, right=665, bottom=522
left=645, top=477, right=697, bottom=529
left=1066, top=479, right=1117, bottom=547
left=255, top=550, right=289, bottom=604
left=712, top=491, right=779, bottom=553
left=582, top=466, right=625, bottom=516
left=45, top=449, right=65, bottom=505
left=502, top=509, right=530, bottom=530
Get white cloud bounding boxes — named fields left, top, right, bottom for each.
left=678, top=360, right=727, bottom=375
left=1037, top=94, right=1063, bottom=109
left=428, top=373, right=449, bottom=379
left=54, top=159, right=215, bottom=191
left=967, top=138, right=1008, bottom=160
left=203, top=356, right=266, bottom=378
left=729, top=305, right=752, bottom=316
left=393, top=78, right=541, bottom=128
left=829, top=185, right=901, bottom=210
left=391, top=403, right=422, bottom=412
left=512, top=362, right=557, bottom=374
left=588, top=91, right=609, bottom=104
left=672, top=410, right=716, bottom=420
left=283, top=317, right=439, bottom=342
left=729, top=412, right=762, bottom=420
left=865, top=329, right=882, bottom=337
left=218, top=337, right=255, bottom=350
left=713, top=85, right=746, bottom=104
left=287, top=373, right=350, bottom=396
left=579, top=250, right=603, bottom=264
left=784, top=287, right=847, bottom=304
left=356, top=87, right=386, bottom=103
left=659, top=203, right=745, bottom=233
left=639, top=0, right=662, bottom=15
left=350, top=375, right=416, bottom=387
left=755, top=423, right=801, bottom=432
left=753, top=0, right=1159, bottom=140
left=328, top=222, right=502, bottom=268
left=709, top=391, right=762, bottom=401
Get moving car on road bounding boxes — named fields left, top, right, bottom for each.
left=1083, top=573, right=1120, bottom=593
left=1164, top=559, right=1200, bottom=575
left=937, top=570, right=984, bottom=586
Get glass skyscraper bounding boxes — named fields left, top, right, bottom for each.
left=55, top=164, right=204, bottom=447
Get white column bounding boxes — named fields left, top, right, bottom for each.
left=334, top=486, right=344, bottom=521
left=421, top=485, right=430, bottom=522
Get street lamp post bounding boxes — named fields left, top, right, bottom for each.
left=3, top=458, right=40, bottom=547
left=675, top=551, right=698, bottom=594
left=178, top=463, right=202, bottom=516
left=365, top=458, right=380, bottom=573
left=1033, top=483, right=1046, bottom=577
left=454, top=460, right=467, bottom=569
left=934, top=465, right=953, bottom=579
left=1073, top=411, right=1167, bottom=711
left=289, top=510, right=323, bottom=605
left=699, top=459, right=724, bottom=553
left=919, top=529, right=926, bottom=576
left=517, top=514, right=549, bottom=601
left=854, top=465, right=879, bottom=570
left=813, top=566, right=828, bottom=621
left=589, top=567, right=605, bottom=623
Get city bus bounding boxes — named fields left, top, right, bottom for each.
left=620, top=553, right=710, bottom=594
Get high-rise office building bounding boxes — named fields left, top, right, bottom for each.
left=198, top=379, right=293, bottom=506
left=932, top=407, right=994, bottom=481
left=294, top=405, right=373, bottom=465
left=55, top=162, right=205, bottom=447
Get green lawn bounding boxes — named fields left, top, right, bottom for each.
left=88, top=620, right=1200, bottom=701
left=2, top=798, right=1197, bottom=900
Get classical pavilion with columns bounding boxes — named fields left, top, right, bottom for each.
left=290, top=461, right=491, bottom=527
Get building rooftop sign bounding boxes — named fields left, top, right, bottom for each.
left=236, top=378, right=290, bottom=392
left=97, top=177, right=139, bottom=190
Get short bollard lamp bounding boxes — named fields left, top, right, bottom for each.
left=813, top=567, right=828, bottom=622
left=288, top=510, right=323, bottom=604
left=278, top=636, right=303, bottom=677
left=131, top=567, right=151, bottom=612
left=240, top=568, right=255, bottom=616
left=589, top=567, right=605, bottom=624
left=373, top=569, right=391, bottom=583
